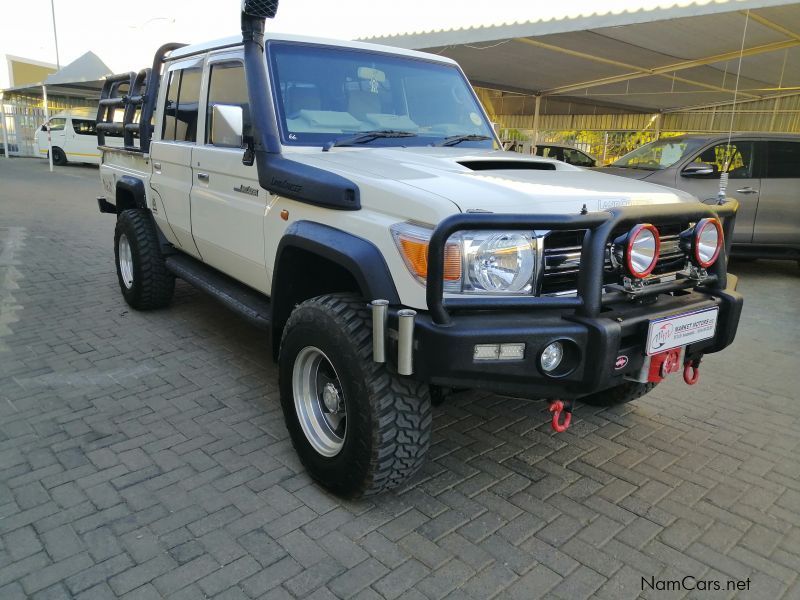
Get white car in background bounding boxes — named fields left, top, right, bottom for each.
left=35, top=108, right=122, bottom=165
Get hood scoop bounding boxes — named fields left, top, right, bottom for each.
left=458, top=160, right=556, bottom=172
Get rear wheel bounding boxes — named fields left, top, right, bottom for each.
left=51, top=147, right=67, bottom=166
left=114, top=209, right=174, bottom=310
left=279, top=293, right=432, bottom=497
left=579, top=381, right=658, bottom=407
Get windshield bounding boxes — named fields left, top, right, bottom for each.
left=267, top=42, right=496, bottom=148
left=612, top=138, right=706, bottom=170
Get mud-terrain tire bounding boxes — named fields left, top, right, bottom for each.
left=114, top=209, right=174, bottom=310
left=579, top=381, right=658, bottom=407
left=51, top=147, right=67, bottom=166
left=279, top=293, right=432, bottom=497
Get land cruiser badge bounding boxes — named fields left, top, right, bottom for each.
left=599, top=197, right=631, bottom=210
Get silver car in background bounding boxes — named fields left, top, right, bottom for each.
left=597, top=133, right=800, bottom=262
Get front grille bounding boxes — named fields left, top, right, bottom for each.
left=541, top=223, right=687, bottom=296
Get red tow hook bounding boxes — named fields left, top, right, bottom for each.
left=683, top=359, right=701, bottom=385
left=548, top=400, right=572, bottom=433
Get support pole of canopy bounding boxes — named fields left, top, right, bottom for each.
left=0, top=93, right=9, bottom=159
left=43, top=85, right=53, bottom=172
left=654, top=112, right=661, bottom=140
left=532, top=94, right=541, bottom=152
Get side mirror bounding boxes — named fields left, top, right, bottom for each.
left=682, top=163, right=717, bottom=178
left=210, top=104, right=243, bottom=148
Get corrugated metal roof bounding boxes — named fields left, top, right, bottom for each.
left=364, top=0, right=800, bottom=113
left=362, top=0, right=797, bottom=46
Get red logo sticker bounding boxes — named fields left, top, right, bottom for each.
left=615, top=355, right=629, bottom=370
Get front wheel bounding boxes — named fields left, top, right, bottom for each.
left=579, top=381, right=658, bottom=407
left=51, top=147, right=67, bottom=166
left=279, top=294, right=432, bottom=497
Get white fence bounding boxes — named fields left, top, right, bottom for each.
left=1, top=104, right=48, bottom=157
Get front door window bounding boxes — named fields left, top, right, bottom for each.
left=689, top=141, right=755, bottom=179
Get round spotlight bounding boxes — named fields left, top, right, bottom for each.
left=693, top=218, right=723, bottom=268
left=540, top=342, right=564, bottom=373
left=614, top=224, right=660, bottom=279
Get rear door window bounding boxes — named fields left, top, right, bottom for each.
left=161, top=67, right=202, bottom=142
left=765, top=141, right=800, bottom=178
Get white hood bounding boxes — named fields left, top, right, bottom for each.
left=289, top=146, right=697, bottom=215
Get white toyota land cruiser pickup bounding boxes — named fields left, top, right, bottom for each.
left=96, top=0, right=743, bottom=497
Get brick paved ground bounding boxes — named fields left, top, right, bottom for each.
left=1, top=157, right=799, bottom=600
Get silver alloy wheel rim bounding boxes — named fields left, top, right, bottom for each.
left=118, top=234, right=134, bottom=289
left=292, top=346, right=347, bottom=457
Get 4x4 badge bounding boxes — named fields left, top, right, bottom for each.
left=614, top=355, right=629, bottom=369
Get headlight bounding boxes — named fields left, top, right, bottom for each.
left=391, top=223, right=536, bottom=295
left=462, top=231, right=535, bottom=294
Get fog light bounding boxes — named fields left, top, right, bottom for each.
left=474, top=344, right=500, bottom=361
left=540, top=342, right=564, bottom=372
left=499, top=343, right=525, bottom=360
left=612, top=224, right=660, bottom=279
left=680, top=218, right=723, bottom=268
left=474, top=343, right=526, bottom=361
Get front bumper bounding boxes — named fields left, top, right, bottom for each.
left=393, top=275, right=742, bottom=399
left=385, top=201, right=743, bottom=400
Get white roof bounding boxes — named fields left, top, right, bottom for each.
left=167, top=32, right=457, bottom=65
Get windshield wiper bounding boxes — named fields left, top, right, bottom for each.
left=609, top=164, right=657, bottom=171
left=435, top=134, right=492, bottom=147
left=323, top=130, right=417, bottom=151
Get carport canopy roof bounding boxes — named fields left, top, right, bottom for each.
left=2, top=51, right=112, bottom=99
left=362, top=0, right=800, bottom=114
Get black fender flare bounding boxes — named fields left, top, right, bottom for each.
left=116, top=176, right=147, bottom=211
left=271, top=221, right=401, bottom=352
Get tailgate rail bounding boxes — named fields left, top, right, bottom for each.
left=95, top=42, right=186, bottom=153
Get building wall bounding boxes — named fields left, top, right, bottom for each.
left=7, top=60, right=57, bottom=88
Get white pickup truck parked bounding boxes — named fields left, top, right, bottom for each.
left=96, top=0, right=743, bottom=497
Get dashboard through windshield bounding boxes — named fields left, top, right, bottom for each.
left=267, top=42, right=496, bottom=149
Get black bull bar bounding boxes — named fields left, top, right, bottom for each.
left=426, top=200, right=738, bottom=325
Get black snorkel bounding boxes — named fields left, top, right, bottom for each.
left=240, top=0, right=360, bottom=209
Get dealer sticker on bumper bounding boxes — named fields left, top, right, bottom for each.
left=646, top=307, right=719, bottom=355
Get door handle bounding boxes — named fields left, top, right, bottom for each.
left=197, top=173, right=210, bottom=182
left=735, top=187, right=758, bottom=194
left=153, top=162, right=161, bottom=170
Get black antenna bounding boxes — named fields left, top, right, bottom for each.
left=719, top=10, right=750, bottom=204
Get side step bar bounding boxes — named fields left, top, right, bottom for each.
left=165, top=254, right=271, bottom=330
